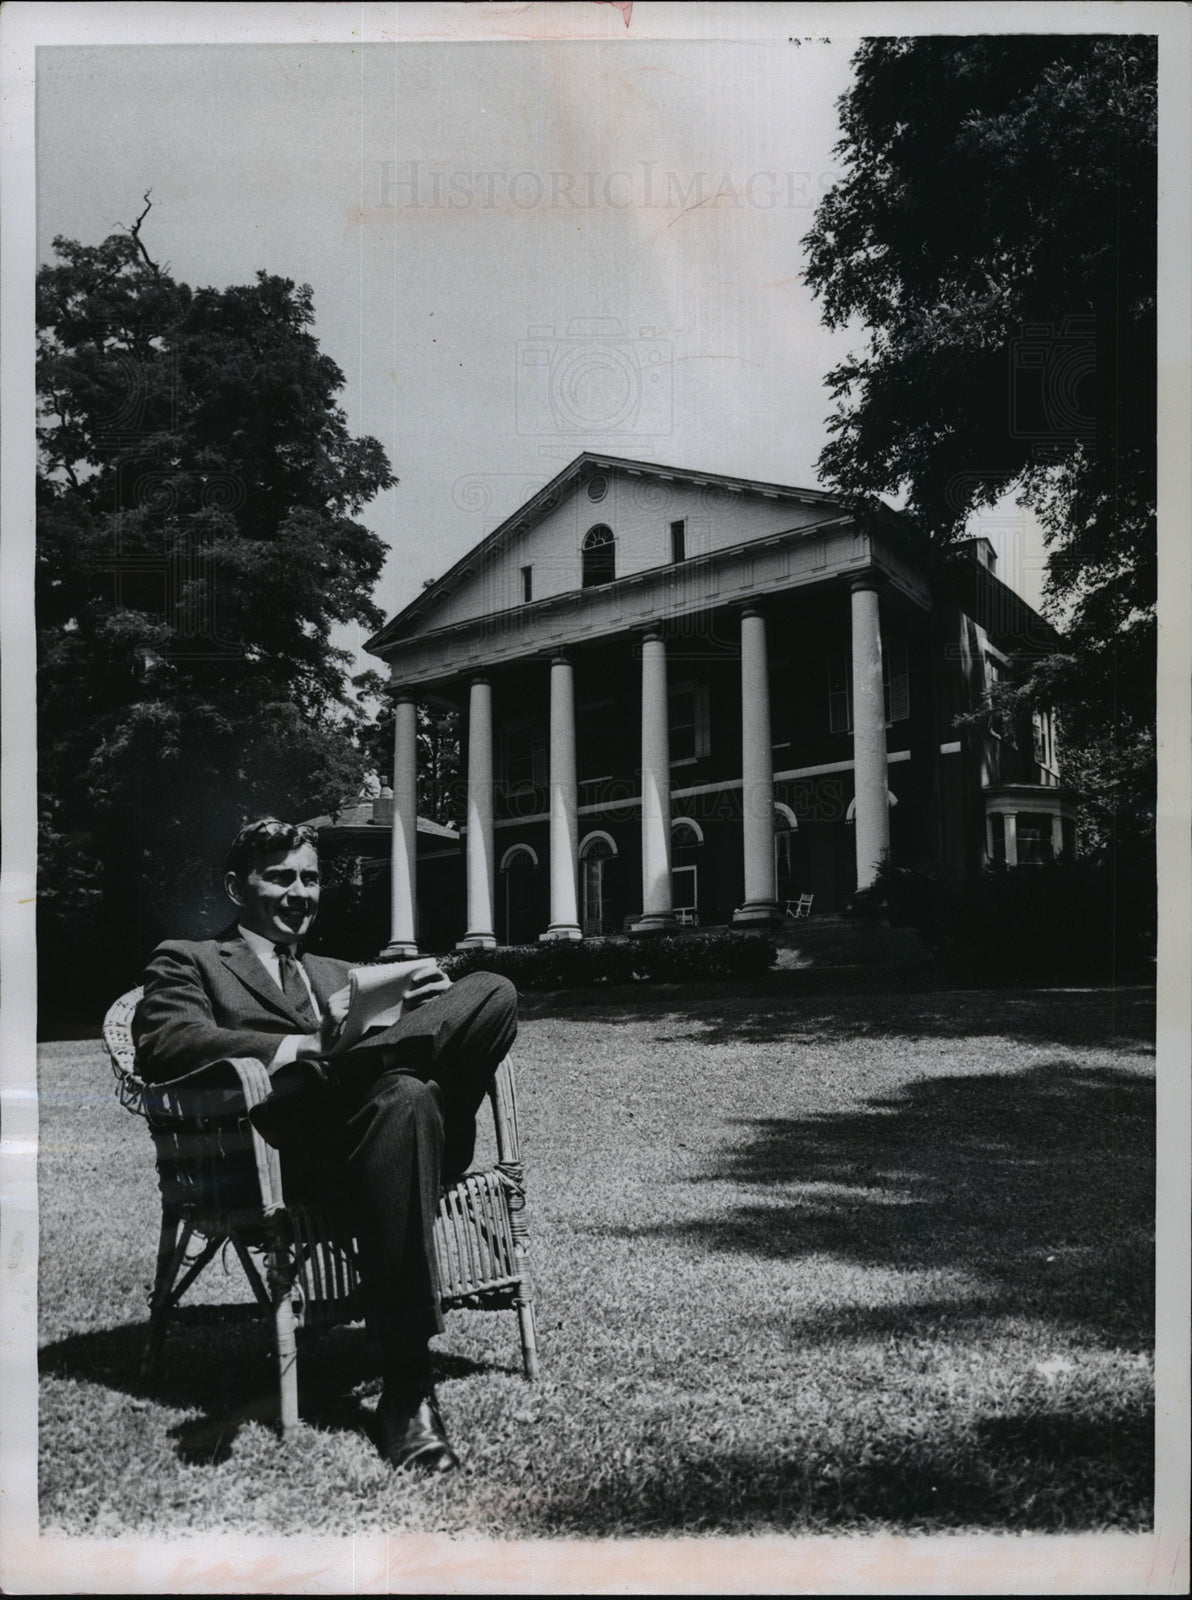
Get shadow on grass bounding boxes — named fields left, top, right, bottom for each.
left=38, top=1312, right=503, bottom=1465
left=527, top=984, right=1156, bottom=1053
left=519, top=1404, right=1152, bottom=1536
left=607, top=1061, right=1155, bottom=1348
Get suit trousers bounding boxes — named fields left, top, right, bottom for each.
left=289, top=971, right=518, bottom=1352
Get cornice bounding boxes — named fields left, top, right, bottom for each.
left=372, top=517, right=944, bottom=689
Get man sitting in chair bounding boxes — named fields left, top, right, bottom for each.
left=133, top=816, right=517, bottom=1474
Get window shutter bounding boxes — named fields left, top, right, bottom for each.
left=669, top=682, right=711, bottom=761
left=694, top=683, right=711, bottom=758
left=828, top=655, right=852, bottom=733
left=884, top=638, right=910, bottom=723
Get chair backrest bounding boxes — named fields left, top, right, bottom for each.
left=105, top=987, right=148, bottom=1114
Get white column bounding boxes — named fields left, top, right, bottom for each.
left=851, top=575, right=891, bottom=890
left=734, top=606, right=779, bottom=924
left=1004, top=811, right=1019, bottom=868
left=457, top=676, right=496, bottom=948
left=631, top=630, right=675, bottom=932
left=542, top=653, right=582, bottom=940
left=382, top=692, right=420, bottom=956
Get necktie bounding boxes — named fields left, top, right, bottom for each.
left=277, top=946, right=317, bottom=1030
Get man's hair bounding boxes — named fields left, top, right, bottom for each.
left=225, top=817, right=320, bottom=878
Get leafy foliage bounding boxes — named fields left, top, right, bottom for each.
left=856, top=857, right=1154, bottom=984
left=803, top=37, right=1157, bottom=852
left=37, top=213, right=395, bottom=1001
left=443, top=931, right=777, bottom=989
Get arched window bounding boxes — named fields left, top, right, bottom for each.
left=671, top=818, right=701, bottom=921
left=499, top=844, right=540, bottom=945
left=579, top=831, right=618, bottom=936
left=499, top=843, right=540, bottom=872
left=774, top=803, right=798, bottom=902
left=845, top=791, right=898, bottom=822
left=582, top=524, right=615, bottom=587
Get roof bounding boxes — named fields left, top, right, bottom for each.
left=365, top=450, right=844, bottom=657
left=943, top=549, right=1061, bottom=654
left=363, top=449, right=1055, bottom=661
left=301, top=799, right=459, bottom=840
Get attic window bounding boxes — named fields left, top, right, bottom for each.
left=587, top=474, right=609, bottom=503
left=582, top=524, right=615, bottom=587
left=520, top=565, right=533, bottom=603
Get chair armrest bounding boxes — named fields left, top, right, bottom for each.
left=141, top=1057, right=255, bottom=1119
left=142, top=1056, right=286, bottom=1216
left=488, top=1056, right=522, bottom=1169
left=225, top=1058, right=286, bottom=1217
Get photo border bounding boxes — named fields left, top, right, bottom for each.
left=3, top=3, right=1187, bottom=1592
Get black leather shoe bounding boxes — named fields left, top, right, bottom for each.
left=378, top=1389, right=460, bottom=1474
left=247, top=1058, right=332, bottom=1149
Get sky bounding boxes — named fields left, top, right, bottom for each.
left=35, top=30, right=1050, bottom=673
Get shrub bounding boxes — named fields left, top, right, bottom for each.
left=852, top=858, right=950, bottom=937
left=854, top=857, right=1154, bottom=983
left=440, top=931, right=776, bottom=989
left=630, top=931, right=777, bottom=981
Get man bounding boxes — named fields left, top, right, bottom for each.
left=133, top=816, right=518, bottom=1473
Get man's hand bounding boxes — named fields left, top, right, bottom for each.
left=292, top=985, right=351, bottom=1059
left=403, top=962, right=452, bottom=1010
left=321, top=985, right=352, bottom=1047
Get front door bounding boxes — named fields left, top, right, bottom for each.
left=671, top=863, right=697, bottom=919
left=503, top=851, right=539, bottom=945
left=581, top=839, right=615, bottom=936
left=582, top=856, right=604, bottom=936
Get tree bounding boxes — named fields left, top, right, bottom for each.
left=802, top=36, right=1157, bottom=859
left=354, top=673, right=462, bottom=829
left=37, top=206, right=396, bottom=1005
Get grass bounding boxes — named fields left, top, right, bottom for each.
left=37, top=981, right=1155, bottom=1537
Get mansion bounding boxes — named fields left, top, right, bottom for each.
left=359, top=452, right=1073, bottom=954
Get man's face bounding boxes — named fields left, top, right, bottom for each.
left=226, top=843, right=321, bottom=945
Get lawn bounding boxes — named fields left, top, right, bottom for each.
left=37, top=981, right=1155, bottom=1538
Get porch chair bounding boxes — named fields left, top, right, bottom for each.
left=104, top=986, right=539, bottom=1438
left=785, top=893, right=815, bottom=920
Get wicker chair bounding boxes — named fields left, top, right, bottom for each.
left=103, top=986, right=538, bottom=1436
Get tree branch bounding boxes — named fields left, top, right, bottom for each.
left=126, top=191, right=160, bottom=276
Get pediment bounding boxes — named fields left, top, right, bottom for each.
left=368, top=454, right=847, bottom=653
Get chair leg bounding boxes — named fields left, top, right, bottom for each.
left=515, top=1293, right=540, bottom=1382
left=274, top=1293, right=299, bottom=1438
left=142, top=1207, right=188, bottom=1378
left=266, top=1218, right=300, bottom=1438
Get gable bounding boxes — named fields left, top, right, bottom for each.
left=388, top=458, right=845, bottom=640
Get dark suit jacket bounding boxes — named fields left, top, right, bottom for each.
left=132, top=930, right=352, bottom=1085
